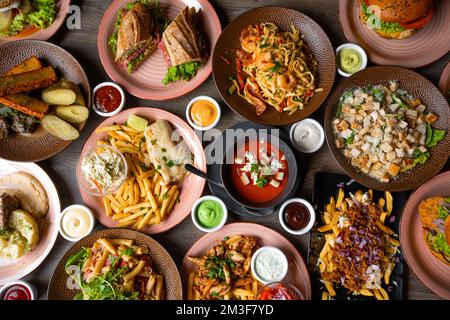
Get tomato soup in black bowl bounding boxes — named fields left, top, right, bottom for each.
left=221, top=135, right=297, bottom=211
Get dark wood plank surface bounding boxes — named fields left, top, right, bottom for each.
left=21, top=0, right=449, bottom=300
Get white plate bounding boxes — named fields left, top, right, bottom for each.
left=0, top=160, right=60, bottom=285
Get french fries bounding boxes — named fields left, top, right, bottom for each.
left=95, top=122, right=180, bottom=230
left=317, top=188, right=400, bottom=300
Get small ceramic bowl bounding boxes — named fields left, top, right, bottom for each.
left=92, top=82, right=125, bottom=117
left=76, top=144, right=128, bottom=197
left=58, top=204, right=95, bottom=242
left=186, top=96, right=221, bottom=131
left=251, top=246, right=288, bottom=284
left=279, top=198, right=316, bottom=235
left=0, top=280, right=37, bottom=300
left=289, top=118, right=325, bottom=153
left=256, top=281, right=304, bottom=300
left=335, top=43, right=368, bottom=77
left=191, top=195, right=228, bottom=233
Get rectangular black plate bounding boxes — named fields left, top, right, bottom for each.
left=307, top=172, right=408, bottom=300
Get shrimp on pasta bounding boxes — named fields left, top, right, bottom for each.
left=231, top=23, right=321, bottom=116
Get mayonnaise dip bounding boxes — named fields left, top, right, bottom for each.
left=290, top=119, right=324, bottom=153
left=60, top=205, right=94, bottom=240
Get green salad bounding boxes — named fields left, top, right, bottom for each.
left=0, top=0, right=57, bottom=37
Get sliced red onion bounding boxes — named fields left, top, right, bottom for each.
left=388, top=215, right=396, bottom=223
left=359, top=239, right=367, bottom=249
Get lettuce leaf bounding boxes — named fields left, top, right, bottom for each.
left=0, top=0, right=57, bottom=36
left=27, top=0, right=57, bottom=29
left=162, top=61, right=203, bottom=85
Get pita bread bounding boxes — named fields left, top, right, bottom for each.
left=0, top=172, right=48, bottom=218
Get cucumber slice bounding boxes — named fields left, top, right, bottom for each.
left=19, top=0, right=32, bottom=14
left=127, top=114, right=148, bottom=132
left=0, top=10, right=13, bottom=32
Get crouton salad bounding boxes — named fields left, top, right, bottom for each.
left=333, top=81, right=446, bottom=183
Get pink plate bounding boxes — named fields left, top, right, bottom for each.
left=180, top=222, right=312, bottom=300
left=79, top=107, right=206, bottom=234
left=438, top=61, right=450, bottom=96
left=0, top=159, right=60, bottom=285
left=400, top=171, right=450, bottom=299
left=97, top=0, right=221, bottom=100
left=0, top=0, right=71, bottom=44
left=339, top=0, right=450, bottom=68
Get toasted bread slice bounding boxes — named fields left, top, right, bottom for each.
left=0, top=94, right=49, bottom=119
left=2, top=57, right=43, bottom=77
left=0, top=66, right=58, bottom=97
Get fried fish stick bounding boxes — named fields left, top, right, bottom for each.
left=0, top=66, right=57, bottom=96
left=2, top=56, right=43, bottom=76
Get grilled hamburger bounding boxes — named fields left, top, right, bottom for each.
left=359, top=0, right=434, bottom=39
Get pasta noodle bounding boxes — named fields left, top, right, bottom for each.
left=233, top=23, right=321, bottom=115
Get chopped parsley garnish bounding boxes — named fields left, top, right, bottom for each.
left=250, top=163, right=260, bottom=173
left=256, top=177, right=268, bottom=188
left=270, top=61, right=281, bottom=73
left=166, top=160, right=175, bottom=167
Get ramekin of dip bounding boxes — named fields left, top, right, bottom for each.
left=59, top=204, right=95, bottom=242
left=279, top=198, right=316, bottom=235
left=335, top=43, right=368, bottom=78
left=92, top=82, right=125, bottom=117
left=0, top=281, right=37, bottom=300
left=191, top=195, right=228, bottom=232
left=186, top=96, right=221, bottom=131
left=251, top=246, right=288, bottom=284
left=289, top=118, right=324, bottom=153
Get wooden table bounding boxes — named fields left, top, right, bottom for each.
left=25, top=0, right=449, bottom=300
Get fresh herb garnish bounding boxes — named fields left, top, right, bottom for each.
left=250, top=163, right=260, bottom=173
left=256, top=177, right=268, bottom=188
left=344, top=131, right=355, bottom=145
left=270, top=61, right=281, bottom=73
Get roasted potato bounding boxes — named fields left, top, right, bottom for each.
left=0, top=243, right=24, bottom=261
left=41, top=115, right=80, bottom=141
left=56, top=105, right=89, bottom=124
left=8, top=209, right=39, bottom=250
left=59, top=79, right=86, bottom=106
left=41, top=86, right=76, bottom=105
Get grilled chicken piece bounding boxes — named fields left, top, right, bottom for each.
left=144, top=119, right=192, bottom=184
left=209, top=283, right=231, bottom=297
left=226, top=250, right=245, bottom=262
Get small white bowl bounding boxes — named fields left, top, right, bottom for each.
left=0, top=280, right=37, bottom=300
left=335, top=43, right=368, bottom=77
left=279, top=198, right=316, bottom=235
left=289, top=118, right=325, bottom=153
left=59, top=204, right=95, bottom=242
left=92, top=82, right=125, bottom=117
left=251, top=246, right=288, bottom=284
left=191, top=195, right=228, bottom=233
left=186, top=96, right=221, bottom=131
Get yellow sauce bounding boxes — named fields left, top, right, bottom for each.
left=62, top=208, right=93, bottom=239
left=190, top=100, right=217, bottom=127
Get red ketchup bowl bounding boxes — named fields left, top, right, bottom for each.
left=256, top=282, right=304, bottom=300
left=92, top=82, right=125, bottom=117
left=0, top=281, right=37, bottom=300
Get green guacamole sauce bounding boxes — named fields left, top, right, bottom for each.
left=196, top=200, right=224, bottom=228
left=339, top=48, right=362, bottom=74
